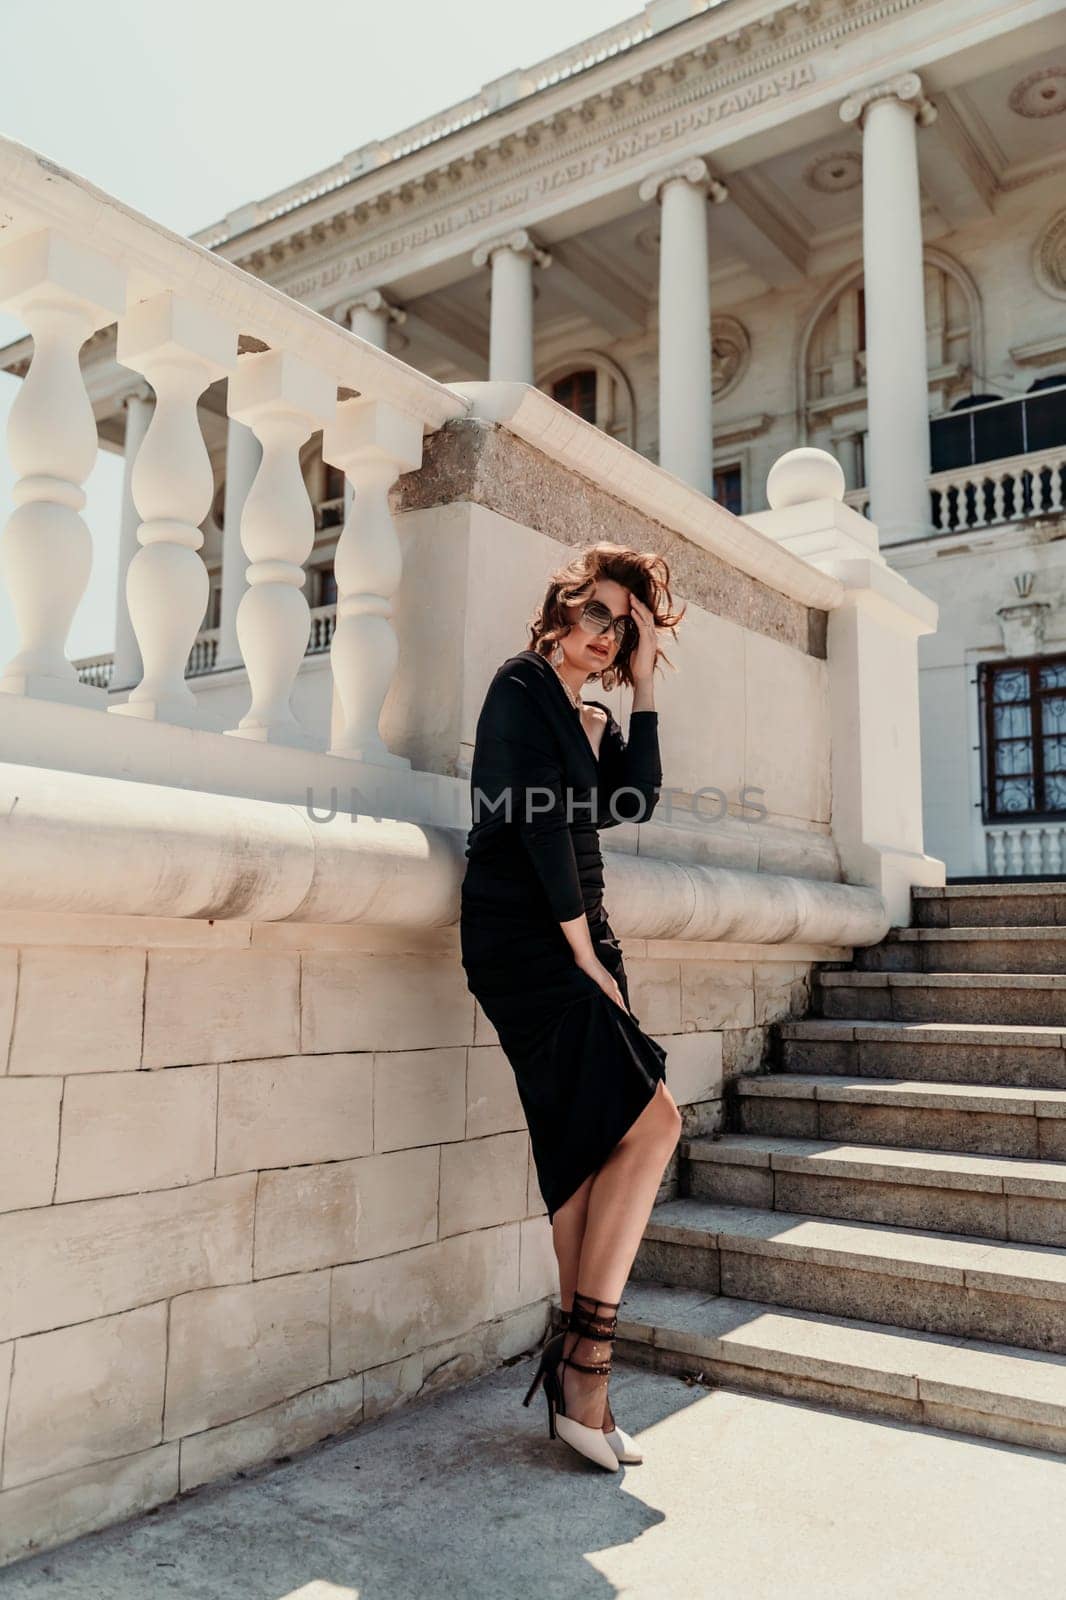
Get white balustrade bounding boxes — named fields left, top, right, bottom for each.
left=0, top=230, right=126, bottom=706
left=110, top=291, right=238, bottom=726
left=322, top=398, right=424, bottom=765
left=0, top=131, right=464, bottom=763
left=844, top=448, right=1066, bottom=536
left=930, top=447, right=1066, bottom=533
left=224, top=350, right=335, bottom=746
left=986, top=822, right=1066, bottom=877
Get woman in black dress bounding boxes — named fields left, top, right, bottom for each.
left=459, top=542, right=686, bottom=1472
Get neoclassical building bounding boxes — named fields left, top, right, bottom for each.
left=4, top=0, right=1065, bottom=877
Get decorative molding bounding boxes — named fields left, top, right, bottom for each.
left=995, top=599, right=1053, bottom=656
left=710, top=314, right=751, bottom=397
left=803, top=149, right=862, bottom=193
left=1010, top=334, right=1066, bottom=369
left=1034, top=209, right=1066, bottom=302
left=840, top=71, right=937, bottom=130
left=333, top=289, right=407, bottom=327
left=1008, top=67, right=1066, bottom=121
left=225, top=0, right=935, bottom=289
left=638, top=157, right=728, bottom=205
left=471, top=228, right=551, bottom=269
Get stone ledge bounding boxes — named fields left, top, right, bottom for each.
left=396, top=417, right=827, bottom=659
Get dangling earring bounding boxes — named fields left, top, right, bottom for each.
left=552, top=642, right=564, bottom=665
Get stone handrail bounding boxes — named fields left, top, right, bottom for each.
left=0, top=132, right=467, bottom=764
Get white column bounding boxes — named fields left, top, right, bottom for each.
left=339, top=289, right=405, bottom=351
left=472, top=229, right=550, bottom=384
left=110, top=291, right=237, bottom=726
left=322, top=397, right=423, bottom=766
left=0, top=230, right=126, bottom=707
left=841, top=73, right=937, bottom=545
left=216, top=416, right=261, bottom=670
left=111, top=386, right=154, bottom=689
left=639, top=159, right=727, bottom=497
left=224, top=349, right=335, bottom=745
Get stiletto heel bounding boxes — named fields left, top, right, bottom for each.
left=522, top=1327, right=566, bottom=1411
left=550, top=1291, right=621, bottom=1472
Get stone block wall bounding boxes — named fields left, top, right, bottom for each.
left=0, top=912, right=812, bottom=1566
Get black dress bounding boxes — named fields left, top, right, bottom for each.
left=459, top=649, right=668, bottom=1222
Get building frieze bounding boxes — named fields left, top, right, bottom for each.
left=236, top=0, right=926, bottom=305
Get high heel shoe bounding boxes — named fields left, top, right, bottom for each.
left=529, top=1305, right=643, bottom=1465
left=544, top=1291, right=622, bottom=1471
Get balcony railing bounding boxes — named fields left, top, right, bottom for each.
left=845, top=444, right=1066, bottom=534
left=73, top=606, right=339, bottom=689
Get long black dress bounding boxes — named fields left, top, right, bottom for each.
left=459, top=648, right=668, bottom=1222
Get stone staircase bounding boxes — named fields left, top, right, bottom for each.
left=617, top=881, right=1066, bottom=1453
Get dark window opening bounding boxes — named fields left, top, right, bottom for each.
left=309, top=562, right=337, bottom=609
left=931, top=381, right=1066, bottom=473
left=551, top=369, right=597, bottom=423
left=979, top=654, right=1066, bottom=822
left=713, top=463, right=743, bottom=517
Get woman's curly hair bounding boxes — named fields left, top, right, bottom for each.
left=527, top=542, right=685, bottom=692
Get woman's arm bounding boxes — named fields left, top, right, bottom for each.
left=587, top=703, right=663, bottom=827
left=473, top=666, right=614, bottom=982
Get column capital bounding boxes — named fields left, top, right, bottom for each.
left=333, top=290, right=406, bottom=329
left=638, top=158, right=728, bottom=206
left=471, top=228, right=551, bottom=271
left=840, top=72, right=938, bottom=130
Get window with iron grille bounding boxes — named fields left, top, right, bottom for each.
left=978, top=654, right=1066, bottom=822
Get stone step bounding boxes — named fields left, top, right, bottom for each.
left=913, top=882, right=1066, bottom=930
left=611, top=1280, right=1066, bottom=1455
left=631, top=1197, right=1066, bottom=1354
left=733, top=1072, right=1066, bottom=1158
left=816, top=970, right=1066, bottom=1028
left=852, top=926, right=1066, bottom=975
left=779, top=1018, right=1066, bottom=1089
left=683, top=1133, right=1066, bottom=1246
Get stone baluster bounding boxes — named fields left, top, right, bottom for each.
left=223, top=349, right=335, bottom=745
left=110, top=292, right=237, bottom=725
left=0, top=230, right=126, bottom=705
left=335, top=292, right=407, bottom=519
left=216, top=417, right=262, bottom=670
left=111, top=385, right=155, bottom=690
left=322, top=398, right=423, bottom=765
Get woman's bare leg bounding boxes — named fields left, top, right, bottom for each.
left=551, top=1173, right=593, bottom=1314
left=560, top=1080, right=682, bottom=1427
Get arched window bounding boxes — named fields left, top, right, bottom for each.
left=799, top=251, right=983, bottom=478
left=538, top=355, right=636, bottom=448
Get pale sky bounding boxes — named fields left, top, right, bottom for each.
left=0, top=0, right=641, bottom=662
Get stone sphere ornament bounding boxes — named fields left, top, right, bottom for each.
left=766, top=447, right=846, bottom=509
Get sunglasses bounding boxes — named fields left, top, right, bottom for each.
left=574, top=599, right=638, bottom=649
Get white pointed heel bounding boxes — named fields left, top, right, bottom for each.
left=605, top=1424, right=643, bottom=1464
left=554, top=1408, right=621, bottom=1470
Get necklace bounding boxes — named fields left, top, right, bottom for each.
left=551, top=660, right=584, bottom=713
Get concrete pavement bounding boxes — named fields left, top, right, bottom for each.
left=0, top=1349, right=1062, bottom=1599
